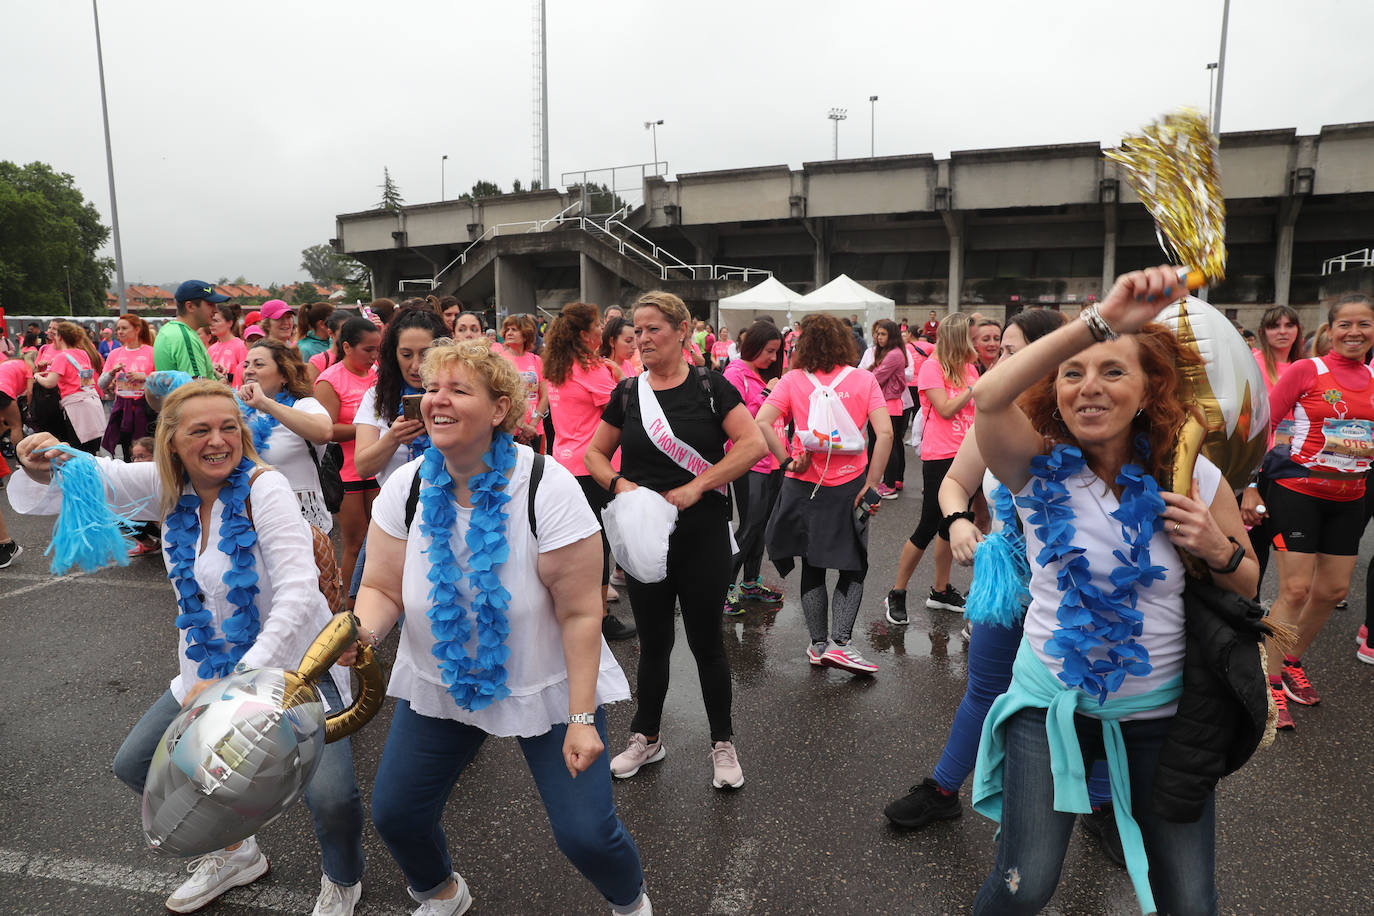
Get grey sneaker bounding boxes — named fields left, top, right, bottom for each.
left=165, top=836, right=270, bottom=913
left=711, top=740, right=745, bottom=789
left=610, top=732, right=666, bottom=778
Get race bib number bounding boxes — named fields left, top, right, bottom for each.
left=1314, top=417, right=1374, bottom=473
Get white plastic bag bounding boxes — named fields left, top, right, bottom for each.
left=602, top=486, right=679, bottom=583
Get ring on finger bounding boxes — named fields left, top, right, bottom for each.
left=1173, top=521, right=1183, bottom=534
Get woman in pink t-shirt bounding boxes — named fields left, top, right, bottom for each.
left=99, top=315, right=157, bottom=459
left=721, top=321, right=786, bottom=612
left=544, top=301, right=631, bottom=639
left=710, top=326, right=732, bottom=370
left=314, top=316, right=382, bottom=598
left=887, top=313, right=979, bottom=618
left=756, top=314, right=892, bottom=675
left=33, top=321, right=103, bottom=453
left=499, top=314, right=549, bottom=451
left=207, top=305, right=248, bottom=388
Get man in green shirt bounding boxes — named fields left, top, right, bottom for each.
left=155, top=280, right=224, bottom=377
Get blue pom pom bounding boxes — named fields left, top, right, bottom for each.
left=44, top=447, right=134, bottom=575
left=965, top=529, right=1030, bottom=628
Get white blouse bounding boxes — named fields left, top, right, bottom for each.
left=10, top=461, right=350, bottom=707
left=371, top=445, right=630, bottom=738
left=355, top=386, right=413, bottom=489
left=1015, top=455, right=1224, bottom=719
left=254, top=396, right=332, bottom=533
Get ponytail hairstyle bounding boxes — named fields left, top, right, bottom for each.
left=332, top=316, right=379, bottom=363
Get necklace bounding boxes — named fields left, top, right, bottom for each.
left=242, top=389, right=296, bottom=456
left=419, top=433, right=518, bottom=710
left=164, top=457, right=261, bottom=679
left=1017, top=443, right=1166, bottom=704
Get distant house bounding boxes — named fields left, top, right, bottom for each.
left=126, top=285, right=176, bottom=310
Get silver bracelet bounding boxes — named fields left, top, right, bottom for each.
left=1079, top=304, right=1120, bottom=342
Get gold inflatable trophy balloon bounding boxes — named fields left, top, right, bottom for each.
left=141, top=614, right=384, bottom=857
left=1105, top=109, right=1263, bottom=492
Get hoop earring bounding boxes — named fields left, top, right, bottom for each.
left=1135, top=408, right=1144, bottom=418
left=1052, top=408, right=1062, bottom=420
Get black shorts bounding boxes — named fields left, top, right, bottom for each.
left=1267, top=483, right=1365, bottom=556
left=0, top=391, right=12, bottom=410
left=341, top=478, right=380, bottom=494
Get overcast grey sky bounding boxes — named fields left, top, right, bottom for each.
left=4, top=0, right=1371, bottom=287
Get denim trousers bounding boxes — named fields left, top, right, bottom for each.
left=934, top=623, right=1112, bottom=806
left=112, top=680, right=366, bottom=886
left=972, top=707, right=1217, bottom=916
left=370, top=700, right=644, bottom=908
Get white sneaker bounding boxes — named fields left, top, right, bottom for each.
left=614, top=891, right=654, bottom=915
left=606, top=584, right=621, bottom=603
left=610, top=732, right=666, bottom=778
left=313, top=873, right=362, bottom=916
left=711, top=740, right=745, bottom=789
left=165, top=836, right=270, bottom=913
left=610, top=567, right=627, bottom=586
left=409, top=872, right=473, bottom=916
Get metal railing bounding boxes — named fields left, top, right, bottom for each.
left=560, top=161, right=666, bottom=216
left=1322, top=247, right=1374, bottom=275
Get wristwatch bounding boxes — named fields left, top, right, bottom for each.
left=568, top=712, right=596, bottom=726
left=1207, top=536, right=1246, bottom=575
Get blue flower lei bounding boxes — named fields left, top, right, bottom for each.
left=240, top=390, right=296, bottom=456
left=418, top=432, right=517, bottom=711
left=1016, top=442, right=1167, bottom=704
left=399, top=384, right=431, bottom=460
left=164, top=457, right=261, bottom=679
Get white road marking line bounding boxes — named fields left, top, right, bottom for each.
left=706, top=836, right=760, bottom=914
left=1, top=570, right=170, bottom=595
left=0, top=846, right=396, bottom=913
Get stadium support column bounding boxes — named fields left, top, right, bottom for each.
left=1274, top=197, right=1301, bottom=308
left=941, top=211, right=963, bottom=314
left=495, top=255, right=537, bottom=316
left=580, top=253, right=619, bottom=310
left=802, top=218, right=829, bottom=289
left=1102, top=200, right=1118, bottom=293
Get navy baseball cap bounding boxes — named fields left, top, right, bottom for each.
left=175, top=280, right=229, bottom=303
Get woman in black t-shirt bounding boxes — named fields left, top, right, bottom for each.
left=586, top=291, right=766, bottom=790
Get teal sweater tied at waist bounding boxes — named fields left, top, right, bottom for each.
left=972, top=638, right=1183, bottom=916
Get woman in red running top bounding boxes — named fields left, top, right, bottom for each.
left=1260, top=292, right=1374, bottom=729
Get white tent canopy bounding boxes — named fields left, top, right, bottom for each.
left=716, top=276, right=804, bottom=330
left=796, top=274, right=895, bottom=329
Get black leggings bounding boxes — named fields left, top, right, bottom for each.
left=909, top=455, right=956, bottom=549
left=575, top=474, right=612, bottom=587
left=625, top=504, right=734, bottom=742
left=731, top=469, right=781, bottom=584
left=865, top=412, right=908, bottom=487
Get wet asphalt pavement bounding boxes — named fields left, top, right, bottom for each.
left=1, top=480, right=1370, bottom=915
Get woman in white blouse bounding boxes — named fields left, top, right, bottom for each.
left=238, top=340, right=335, bottom=532
left=348, top=340, right=650, bottom=916
left=12, top=380, right=365, bottom=916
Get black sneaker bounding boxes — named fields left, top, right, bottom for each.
left=0, top=540, right=21, bottom=569
left=884, top=589, right=909, bottom=625
left=602, top=615, right=637, bottom=641
left=884, top=777, right=962, bottom=829
left=1080, top=804, right=1126, bottom=868
left=926, top=585, right=965, bottom=612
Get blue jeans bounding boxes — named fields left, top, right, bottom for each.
left=972, top=708, right=1217, bottom=916
left=371, top=700, right=644, bottom=908
left=113, top=681, right=366, bottom=887
left=934, top=623, right=1112, bottom=806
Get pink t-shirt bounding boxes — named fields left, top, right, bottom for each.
left=917, top=358, right=978, bottom=460
left=209, top=336, right=248, bottom=388
left=501, top=349, right=544, bottom=424
left=103, top=345, right=155, bottom=399
left=309, top=349, right=336, bottom=376
left=619, top=358, right=638, bottom=379
left=711, top=340, right=731, bottom=362
left=548, top=359, right=619, bottom=476
left=51, top=349, right=94, bottom=398
left=317, top=360, right=379, bottom=482
left=763, top=365, right=885, bottom=486
left=723, top=360, right=779, bottom=474
left=0, top=359, right=32, bottom=399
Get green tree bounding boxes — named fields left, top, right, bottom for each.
left=377, top=167, right=404, bottom=211
left=300, top=243, right=355, bottom=286
left=458, top=179, right=504, bottom=202
left=289, top=283, right=319, bottom=305
left=0, top=161, right=114, bottom=315
left=568, top=181, right=629, bottom=215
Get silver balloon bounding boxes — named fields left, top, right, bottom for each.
left=142, top=668, right=326, bottom=856
left=141, top=613, right=385, bottom=857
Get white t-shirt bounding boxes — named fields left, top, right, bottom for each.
left=1015, top=454, right=1224, bottom=719
left=8, top=461, right=350, bottom=707
left=254, top=396, right=332, bottom=533
left=356, top=386, right=414, bottom=489
left=372, top=446, right=631, bottom=737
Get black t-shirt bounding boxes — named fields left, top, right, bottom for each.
left=601, top=368, right=742, bottom=504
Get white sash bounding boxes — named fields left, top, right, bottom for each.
left=637, top=372, right=727, bottom=495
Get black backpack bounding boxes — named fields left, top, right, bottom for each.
left=405, top=452, right=545, bottom=539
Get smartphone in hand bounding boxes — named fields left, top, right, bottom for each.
left=854, top=486, right=881, bottom=525
left=402, top=393, right=423, bottom=420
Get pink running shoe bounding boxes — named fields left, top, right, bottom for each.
left=610, top=733, right=666, bottom=779
left=1281, top=663, right=1320, bottom=706
left=1357, top=625, right=1368, bottom=645
left=1358, top=641, right=1374, bottom=665
left=821, top=645, right=878, bottom=675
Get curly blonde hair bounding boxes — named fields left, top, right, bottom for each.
left=420, top=339, right=525, bottom=435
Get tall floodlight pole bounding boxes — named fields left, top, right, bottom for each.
left=645, top=120, right=663, bottom=172
left=869, top=96, right=878, bottom=157
left=1213, top=0, right=1230, bottom=135
left=92, top=0, right=126, bottom=315
left=1206, top=63, right=1218, bottom=129
left=532, top=0, right=549, bottom=189
left=441, top=154, right=448, bottom=201
left=828, top=108, right=847, bottom=160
